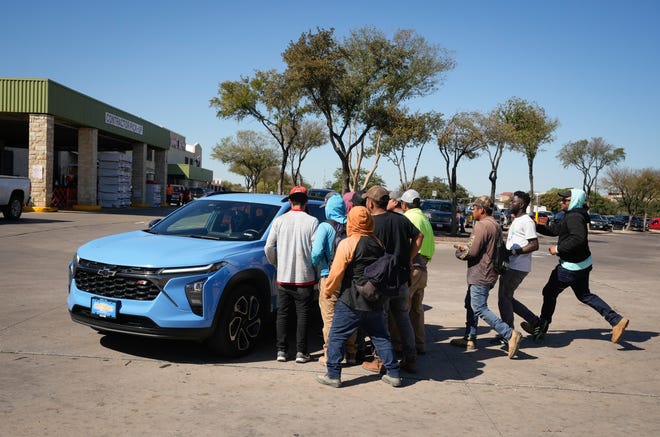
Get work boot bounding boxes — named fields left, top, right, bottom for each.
left=611, top=317, right=630, bottom=343
left=449, top=337, right=477, bottom=350
left=507, top=330, right=522, bottom=359
left=399, top=355, right=417, bottom=373
left=361, top=357, right=385, bottom=374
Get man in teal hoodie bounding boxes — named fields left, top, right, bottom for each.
left=525, top=188, right=629, bottom=343
left=312, top=192, right=358, bottom=364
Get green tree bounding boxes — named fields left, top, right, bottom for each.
left=286, top=120, right=326, bottom=186
left=375, top=109, right=443, bottom=190
left=602, top=167, right=660, bottom=228
left=408, top=176, right=469, bottom=201
left=212, top=130, right=281, bottom=193
left=436, top=112, right=485, bottom=235
left=209, top=69, right=307, bottom=194
left=283, top=27, right=455, bottom=193
left=557, top=137, right=626, bottom=210
left=484, top=105, right=516, bottom=202
left=329, top=167, right=385, bottom=193
left=500, top=97, right=559, bottom=211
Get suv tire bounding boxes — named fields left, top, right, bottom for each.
left=207, top=285, right=263, bottom=357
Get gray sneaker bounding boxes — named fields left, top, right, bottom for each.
left=276, top=351, right=287, bottom=362
left=295, top=352, right=311, bottom=363
left=381, top=374, right=402, bottom=387
left=316, top=374, right=342, bottom=388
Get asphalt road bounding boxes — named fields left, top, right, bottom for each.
left=1, top=209, right=659, bottom=436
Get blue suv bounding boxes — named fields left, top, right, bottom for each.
left=68, top=193, right=324, bottom=357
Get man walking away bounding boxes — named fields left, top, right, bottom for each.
left=451, top=195, right=523, bottom=359
left=496, top=191, right=539, bottom=340
left=265, top=186, right=319, bottom=363
left=524, top=188, right=629, bottom=343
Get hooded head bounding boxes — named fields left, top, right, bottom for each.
left=323, top=193, right=347, bottom=224
left=558, top=188, right=587, bottom=211
left=346, top=206, right=373, bottom=237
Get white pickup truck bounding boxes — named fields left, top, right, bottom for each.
left=0, top=175, right=31, bottom=220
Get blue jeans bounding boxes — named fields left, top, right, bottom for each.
left=326, top=300, right=400, bottom=380
left=387, top=283, right=417, bottom=357
left=463, top=283, right=513, bottom=341
left=497, top=269, right=536, bottom=329
left=540, top=265, right=622, bottom=326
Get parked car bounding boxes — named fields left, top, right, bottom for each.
left=307, top=188, right=335, bottom=200
left=465, top=203, right=503, bottom=228
left=649, top=217, right=660, bottom=231
left=530, top=210, right=553, bottom=226
left=589, top=213, right=612, bottom=231
left=0, top=175, right=31, bottom=220
left=189, top=187, right=206, bottom=199
left=614, top=215, right=647, bottom=231
left=67, top=193, right=325, bottom=357
left=421, top=199, right=453, bottom=232
left=168, top=184, right=185, bottom=206
left=499, top=208, right=511, bottom=228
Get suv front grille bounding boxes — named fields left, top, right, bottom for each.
left=74, top=259, right=162, bottom=301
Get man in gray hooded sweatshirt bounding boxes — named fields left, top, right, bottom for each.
left=525, top=188, right=629, bottom=344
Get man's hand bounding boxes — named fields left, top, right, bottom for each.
left=548, top=245, right=557, bottom=256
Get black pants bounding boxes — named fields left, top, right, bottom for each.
left=276, top=284, right=313, bottom=354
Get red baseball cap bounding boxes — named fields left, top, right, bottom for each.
left=288, top=186, right=308, bottom=201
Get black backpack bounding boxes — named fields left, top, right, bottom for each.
left=326, top=219, right=347, bottom=263
left=354, top=237, right=401, bottom=301
left=493, top=227, right=510, bottom=275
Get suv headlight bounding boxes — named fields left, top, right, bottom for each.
left=185, top=279, right=206, bottom=316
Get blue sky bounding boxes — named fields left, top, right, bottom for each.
left=4, top=0, right=659, bottom=196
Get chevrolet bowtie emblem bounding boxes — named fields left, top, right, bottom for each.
left=97, top=268, right=117, bottom=277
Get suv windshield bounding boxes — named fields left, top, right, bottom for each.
left=150, top=199, right=280, bottom=241
left=421, top=200, right=452, bottom=212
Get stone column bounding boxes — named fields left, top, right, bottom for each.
left=131, top=142, right=147, bottom=205
left=28, top=114, right=54, bottom=208
left=77, top=127, right=98, bottom=206
left=154, top=148, right=168, bottom=205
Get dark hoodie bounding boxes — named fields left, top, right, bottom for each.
left=325, top=206, right=387, bottom=311
left=538, top=188, right=591, bottom=264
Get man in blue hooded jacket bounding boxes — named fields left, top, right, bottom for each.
left=312, top=192, right=358, bottom=364
left=524, top=188, right=630, bottom=343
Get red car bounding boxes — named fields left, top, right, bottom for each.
left=649, top=217, right=660, bottom=230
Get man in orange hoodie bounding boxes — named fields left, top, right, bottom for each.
left=316, top=206, right=402, bottom=388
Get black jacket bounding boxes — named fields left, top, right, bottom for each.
left=339, top=235, right=387, bottom=311
left=538, top=207, right=591, bottom=263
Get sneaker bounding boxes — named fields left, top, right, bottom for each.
left=520, top=320, right=537, bottom=335
left=399, top=356, right=417, bottom=373
left=276, top=351, right=287, bottom=362
left=611, top=317, right=629, bottom=343
left=295, top=352, right=311, bottom=363
left=362, top=357, right=385, bottom=374
left=381, top=374, right=402, bottom=387
left=508, top=330, right=522, bottom=359
left=316, top=374, right=342, bottom=388
left=489, top=336, right=506, bottom=346
left=449, top=337, right=477, bottom=350
left=532, top=319, right=549, bottom=341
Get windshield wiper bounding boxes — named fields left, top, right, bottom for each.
left=187, top=234, right=221, bottom=240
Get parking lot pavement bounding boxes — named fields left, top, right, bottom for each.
left=1, top=210, right=660, bottom=436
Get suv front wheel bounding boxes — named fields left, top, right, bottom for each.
left=207, top=285, right=263, bottom=357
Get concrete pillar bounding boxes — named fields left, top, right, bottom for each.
left=131, top=142, right=147, bottom=205
left=154, top=148, right=168, bottom=205
left=28, top=114, right=54, bottom=207
left=77, top=127, right=98, bottom=206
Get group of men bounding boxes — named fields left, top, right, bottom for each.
left=265, top=185, right=629, bottom=389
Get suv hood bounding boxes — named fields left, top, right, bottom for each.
left=77, top=230, right=260, bottom=267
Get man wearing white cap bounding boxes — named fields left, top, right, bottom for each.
left=398, top=189, right=435, bottom=355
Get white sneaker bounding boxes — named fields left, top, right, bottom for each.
left=295, top=352, right=311, bottom=363
left=276, top=351, right=287, bottom=362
